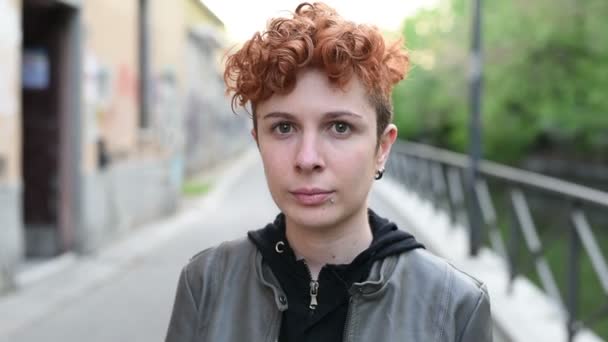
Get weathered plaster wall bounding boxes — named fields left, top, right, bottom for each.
left=0, top=0, right=22, bottom=183
left=0, top=0, right=23, bottom=294
left=82, top=0, right=139, bottom=164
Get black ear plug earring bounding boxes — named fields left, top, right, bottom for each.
left=374, top=168, right=385, bottom=180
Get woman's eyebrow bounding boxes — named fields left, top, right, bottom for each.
left=261, top=110, right=363, bottom=120
left=262, top=112, right=295, bottom=120
left=324, top=111, right=363, bottom=120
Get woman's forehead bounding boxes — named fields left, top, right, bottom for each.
left=257, top=69, right=375, bottom=119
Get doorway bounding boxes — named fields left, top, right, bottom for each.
left=21, top=0, right=81, bottom=258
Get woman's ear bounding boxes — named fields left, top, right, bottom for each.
left=376, top=124, right=398, bottom=169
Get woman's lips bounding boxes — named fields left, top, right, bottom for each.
left=290, top=190, right=335, bottom=206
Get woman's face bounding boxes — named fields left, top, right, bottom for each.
left=254, top=68, right=397, bottom=231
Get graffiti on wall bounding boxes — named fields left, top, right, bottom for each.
left=84, top=53, right=138, bottom=142
left=181, top=30, right=250, bottom=174
left=84, top=45, right=142, bottom=164
left=150, top=69, right=185, bottom=189
left=151, top=70, right=184, bottom=154
left=117, top=64, right=137, bottom=101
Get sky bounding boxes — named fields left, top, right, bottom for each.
left=201, top=0, right=440, bottom=42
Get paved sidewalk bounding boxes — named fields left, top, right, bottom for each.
left=0, top=148, right=414, bottom=342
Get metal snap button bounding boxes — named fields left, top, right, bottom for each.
left=275, top=241, right=285, bottom=253
left=279, top=295, right=287, bottom=305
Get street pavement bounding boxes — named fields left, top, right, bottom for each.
left=0, top=149, right=440, bottom=342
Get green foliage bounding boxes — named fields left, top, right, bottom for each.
left=181, top=179, right=212, bottom=197
left=393, top=0, right=608, bottom=163
left=392, top=1, right=608, bottom=338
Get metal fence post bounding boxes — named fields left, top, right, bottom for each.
left=567, top=206, right=581, bottom=342
left=467, top=0, right=484, bottom=256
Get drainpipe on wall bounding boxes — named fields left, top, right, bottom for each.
left=138, top=0, right=151, bottom=129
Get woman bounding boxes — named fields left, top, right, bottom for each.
left=165, top=2, right=492, bottom=341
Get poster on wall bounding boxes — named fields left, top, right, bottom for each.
left=0, top=0, right=19, bottom=116
left=22, top=48, right=51, bottom=90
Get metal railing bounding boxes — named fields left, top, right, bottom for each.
left=387, top=141, right=608, bottom=341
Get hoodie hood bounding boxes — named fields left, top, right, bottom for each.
left=248, top=208, right=424, bottom=274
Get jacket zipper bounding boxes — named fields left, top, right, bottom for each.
left=303, top=260, right=319, bottom=311
left=309, top=280, right=319, bottom=309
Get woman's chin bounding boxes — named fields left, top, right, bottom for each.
left=282, top=203, right=348, bottom=231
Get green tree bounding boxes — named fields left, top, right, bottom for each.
left=393, top=0, right=608, bottom=163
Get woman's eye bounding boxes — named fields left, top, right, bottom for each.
left=332, top=122, right=351, bottom=134
left=274, top=122, right=293, bottom=134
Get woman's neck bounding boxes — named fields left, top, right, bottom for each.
left=285, top=207, right=372, bottom=279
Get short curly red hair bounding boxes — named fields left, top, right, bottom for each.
left=224, top=2, right=409, bottom=141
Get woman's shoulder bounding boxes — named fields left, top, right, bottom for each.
left=405, top=249, right=492, bottom=338
left=397, top=248, right=488, bottom=301
left=184, top=237, right=257, bottom=278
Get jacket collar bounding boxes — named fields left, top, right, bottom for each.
left=254, top=247, right=400, bottom=309
left=254, top=251, right=289, bottom=311
left=349, top=255, right=399, bottom=296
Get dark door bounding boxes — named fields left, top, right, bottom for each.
left=21, top=0, right=79, bottom=257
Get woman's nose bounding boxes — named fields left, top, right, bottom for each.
left=295, top=133, right=324, bottom=173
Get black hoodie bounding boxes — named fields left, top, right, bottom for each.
left=248, top=209, right=424, bottom=342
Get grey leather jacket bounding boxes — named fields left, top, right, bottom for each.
left=165, top=238, right=492, bottom=341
